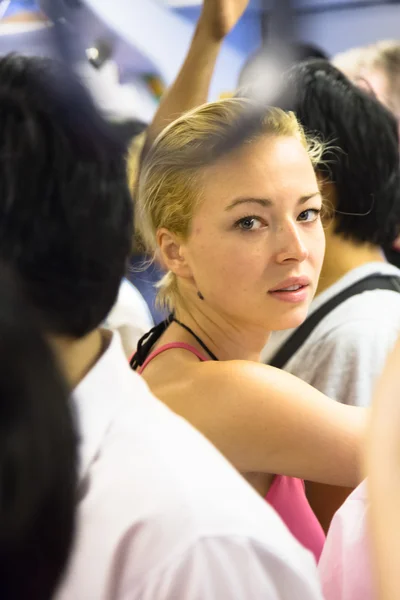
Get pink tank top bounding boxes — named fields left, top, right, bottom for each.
left=137, top=342, right=325, bottom=562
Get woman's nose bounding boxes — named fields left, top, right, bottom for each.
left=273, top=223, right=309, bottom=264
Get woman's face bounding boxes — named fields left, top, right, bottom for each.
left=180, top=134, right=325, bottom=332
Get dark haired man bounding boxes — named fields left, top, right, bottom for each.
left=264, top=60, right=400, bottom=409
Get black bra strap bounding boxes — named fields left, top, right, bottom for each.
left=172, top=317, right=218, bottom=361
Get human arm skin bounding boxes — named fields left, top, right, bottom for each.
left=142, top=0, right=249, bottom=156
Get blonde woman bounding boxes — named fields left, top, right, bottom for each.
left=131, top=98, right=366, bottom=562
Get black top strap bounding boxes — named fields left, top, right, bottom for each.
left=130, top=314, right=219, bottom=369
left=269, top=274, right=400, bottom=370
left=172, top=318, right=218, bottom=361
left=130, top=314, right=173, bottom=370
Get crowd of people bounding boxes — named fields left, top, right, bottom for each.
left=1, top=0, right=400, bottom=599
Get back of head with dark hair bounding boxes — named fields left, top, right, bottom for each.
left=0, top=53, right=133, bottom=338
left=275, top=59, right=400, bottom=245
left=0, top=267, right=77, bottom=600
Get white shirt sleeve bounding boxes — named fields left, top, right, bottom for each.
left=134, top=537, right=324, bottom=600
left=297, top=320, right=397, bottom=407
left=318, top=482, right=373, bottom=600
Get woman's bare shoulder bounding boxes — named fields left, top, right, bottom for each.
left=192, top=359, right=317, bottom=400
left=148, top=355, right=355, bottom=417
left=149, top=358, right=366, bottom=483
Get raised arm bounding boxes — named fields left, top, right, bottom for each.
left=367, top=336, right=400, bottom=600
left=172, top=360, right=366, bottom=487
left=143, top=0, right=249, bottom=155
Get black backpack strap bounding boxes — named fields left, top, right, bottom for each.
left=269, top=274, right=400, bottom=369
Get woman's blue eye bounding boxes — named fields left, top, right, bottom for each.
left=237, top=217, right=263, bottom=231
left=298, top=208, right=321, bottom=223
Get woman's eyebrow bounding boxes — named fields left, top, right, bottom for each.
left=225, top=192, right=321, bottom=211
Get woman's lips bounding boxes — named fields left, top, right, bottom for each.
left=268, top=284, right=310, bottom=303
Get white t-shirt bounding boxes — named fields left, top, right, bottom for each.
left=105, top=279, right=153, bottom=358
left=262, top=262, right=400, bottom=407
left=57, top=332, right=324, bottom=600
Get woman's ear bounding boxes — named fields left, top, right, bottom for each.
left=157, top=228, right=193, bottom=280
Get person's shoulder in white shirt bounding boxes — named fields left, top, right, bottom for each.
left=57, top=331, right=323, bottom=600
left=105, top=278, right=153, bottom=358
left=263, top=262, right=400, bottom=406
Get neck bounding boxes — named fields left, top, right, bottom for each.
left=317, top=230, right=385, bottom=295
left=49, top=329, right=105, bottom=390
left=174, top=296, right=270, bottom=363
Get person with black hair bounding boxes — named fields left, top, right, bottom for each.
left=260, top=59, right=400, bottom=530
left=0, top=3, right=154, bottom=357
left=0, top=267, right=77, bottom=600
left=0, top=52, right=327, bottom=600
left=263, top=59, right=400, bottom=406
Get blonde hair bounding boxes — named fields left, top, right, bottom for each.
left=333, top=46, right=373, bottom=80
left=368, top=40, right=400, bottom=113
left=127, top=132, right=146, bottom=191
left=334, top=41, right=400, bottom=113
left=127, top=132, right=147, bottom=255
left=134, top=98, right=324, bottom=311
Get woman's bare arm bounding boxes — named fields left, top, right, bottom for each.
left=142, top=0, right=249, bottom=156
left=167, top=360, right=366, bottom=487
